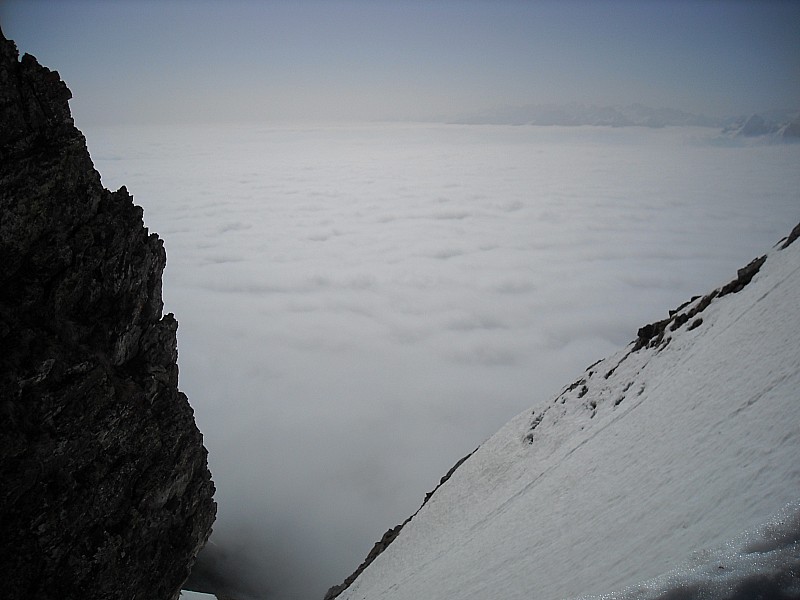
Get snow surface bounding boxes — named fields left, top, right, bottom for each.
left=338, top=236, right=800, bottom=599
left=179, top=592, right=216, bottom=600
left=580, top=499, right=800, bottom=599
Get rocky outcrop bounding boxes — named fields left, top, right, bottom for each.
left=632, top=254, right=767, bottom=353
left=0, top=28, right=215, bottom=600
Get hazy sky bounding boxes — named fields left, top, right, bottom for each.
left=2, top=0, right=799, bottom=124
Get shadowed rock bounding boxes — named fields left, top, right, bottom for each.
left=0, top=27, right=215, bottom=600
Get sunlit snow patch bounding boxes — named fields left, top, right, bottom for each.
left=580, top=499, right=800, bottom=599
left=179, top=591, right=217, bottom=600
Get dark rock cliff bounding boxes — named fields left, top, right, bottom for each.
left=0, top=28, right=215, bottom=599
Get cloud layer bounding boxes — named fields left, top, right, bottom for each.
left=86, top=122, right=800, bottom=599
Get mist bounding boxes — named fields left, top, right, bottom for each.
left=2, top=2, right=800, bottom=598
left=83, top=122, right=800, bottom=599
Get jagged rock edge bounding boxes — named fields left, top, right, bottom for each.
left=0, top=29, right=215, bottom=599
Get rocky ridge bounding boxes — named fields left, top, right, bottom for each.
left=0, top=28, right=215, bottom=599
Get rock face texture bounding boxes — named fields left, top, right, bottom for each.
left=0, top=28, right=215, bottom=600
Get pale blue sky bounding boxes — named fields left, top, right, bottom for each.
left=2, top=0, right=798, bottom=124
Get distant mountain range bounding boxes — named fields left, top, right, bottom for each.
left=721, top=111, right=800, bottom=142
left=449, top=103, right=800, bottom=140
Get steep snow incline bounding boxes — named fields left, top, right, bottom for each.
left=338, top=231, right=800, bottom=600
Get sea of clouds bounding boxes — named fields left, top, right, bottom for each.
left=83, top=122, right=799, bottom=600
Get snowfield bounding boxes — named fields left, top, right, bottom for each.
left=337, top=231, right=800, bottom=600
left=179, top=592, right=216, bottom=600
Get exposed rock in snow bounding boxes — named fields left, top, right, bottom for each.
left=0, top=28, right=215, bottom=599
left=329, top=224, right=800, bottom=600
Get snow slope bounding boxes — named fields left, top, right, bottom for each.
left=179, top=592, right=216, bottom=600
left=336, top=228, right=800, bottom=600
